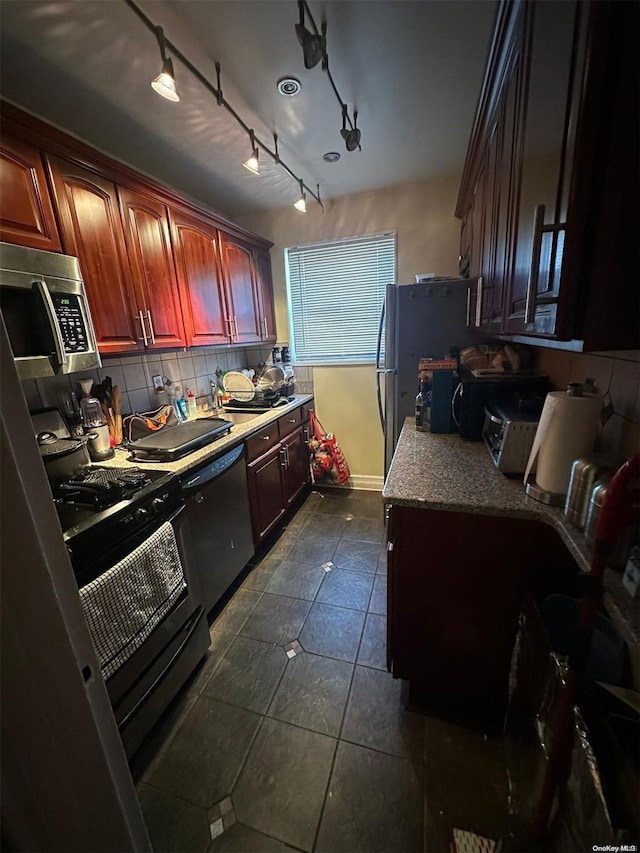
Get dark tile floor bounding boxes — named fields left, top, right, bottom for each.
left=133, top=488, right=509, bottom=852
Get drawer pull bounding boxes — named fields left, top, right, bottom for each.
left=261, top=435, right=271, bottom=440
left=288, top=418, right=296, bottom=423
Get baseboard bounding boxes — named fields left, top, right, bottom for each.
left=315, top=475, right=384, bottom=492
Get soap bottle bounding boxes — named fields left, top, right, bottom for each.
left=415, top=382, right=426, bottom=431
left=415, top=379, right=431, bottom=432
left=186, top=388, right=197, bottom=419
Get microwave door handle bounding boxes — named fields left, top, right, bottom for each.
left=34, top=280, right=67, bottom=368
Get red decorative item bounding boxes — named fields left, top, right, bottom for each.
left=309, top=410, right=351, bottom=485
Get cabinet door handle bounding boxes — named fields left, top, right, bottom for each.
left=233, top=315, right=239, bottom=339
left=262, top=316, right=268, bottom=337
left=137, top=310, right=148, bottom=346
left=224, top=317, right=233, bottom=341
left=145, top=310, right=156, bottom=345
left=303, top=427, right=310, bottom=442
left=466, top=285, right=472, bottom=327
left=279, top=447, right=287, bottom=468
left=475, top=276, right=483, bottom=328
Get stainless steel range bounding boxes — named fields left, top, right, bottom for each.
left=55, top=465, right=209, bottom=759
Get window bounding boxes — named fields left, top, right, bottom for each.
left=285, top=231, right=396, bottom=364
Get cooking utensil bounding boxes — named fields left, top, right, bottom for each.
left=222, top=371, right=255, bottom=402
left=256, top=364, right=285, bottom=391
left=111, top=385, right=123, bottom=445
left=37, top=430, right=92, bottom=480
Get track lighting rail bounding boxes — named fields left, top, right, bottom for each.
left=125, top=0, right=323, bottom=210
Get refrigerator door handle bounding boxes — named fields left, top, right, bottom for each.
left=376, top=370, right=385, bottom=432
left=376, top=298, right=386, bottom=430
left=375, top=299, right=385, bottom=370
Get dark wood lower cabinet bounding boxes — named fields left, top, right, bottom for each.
left=386, top=504, right=578, bottom=729
left=246, top=409, right=311, bottom=546
left=247, top=444, right=287, bottom=544
left=282, top=426, right=309, bottom=507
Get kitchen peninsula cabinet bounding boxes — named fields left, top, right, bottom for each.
left=0, top=135, right=61, bottom=252
left=46, top=156, right=142, bottom=354
left=169, top=210, right=232, bottom=347
left=118, top=187, right=187, bottom=350
left=220, top=235, right=262, bottom=344
left=457, top=0, right=638, bottom=351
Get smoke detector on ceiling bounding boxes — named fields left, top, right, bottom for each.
left=277, top=77, right=302, bottom=97
left=322, top=151, right=340, bottom=163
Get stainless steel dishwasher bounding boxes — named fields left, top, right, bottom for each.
left=180, top=443, right=255, bottom=615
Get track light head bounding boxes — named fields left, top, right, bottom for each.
left=293, top=179, right=307, bottom=213
left=243, top=148, right=259, bottom=175
left=340, top=107, right=361, bottom=151
left=242, top=130, right=260, bottom=175
left=152, top=57, right=180, bottom=101
left=295, top=0, right=325, bottom=68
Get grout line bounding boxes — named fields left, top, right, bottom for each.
left=139, top=778, right=214, bottom=815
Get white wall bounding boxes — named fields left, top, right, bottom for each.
left=238, top=175, right=462, bottom=483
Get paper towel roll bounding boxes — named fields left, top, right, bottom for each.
left=524, top=391, right=602, bottom=495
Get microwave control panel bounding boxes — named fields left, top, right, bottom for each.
left=51, top=293, right=90, bottom=353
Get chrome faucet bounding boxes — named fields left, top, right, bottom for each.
left=210, top=380, right=220, bottom=411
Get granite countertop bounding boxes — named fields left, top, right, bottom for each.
left=383, top=417, right=638, bottom=648
left=97, top=394, right=314, bottom=477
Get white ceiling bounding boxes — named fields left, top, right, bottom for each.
left=0, top=0, right=496, bottom=219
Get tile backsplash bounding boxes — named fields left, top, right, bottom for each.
left=22, top=344, right=310, bottom=417
left=534, top=347, right=640, bottom=460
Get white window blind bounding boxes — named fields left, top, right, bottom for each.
left=285, top=231, right=396, bottom=364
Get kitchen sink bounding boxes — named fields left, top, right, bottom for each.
left=215, top=412, right=261, bottom=425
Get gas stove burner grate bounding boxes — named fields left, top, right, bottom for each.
left=71, top=467, right=150, bottom=489
left=54, top=466, right=152, bottom=509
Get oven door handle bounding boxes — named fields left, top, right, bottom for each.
left=117, top=604, right=204, bottom=731
left=164, top=503, right=186, bottom=526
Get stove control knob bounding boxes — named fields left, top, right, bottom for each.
left=134, top=507, right=149, bottom=522
left=151, top=497, right=166, bottom=513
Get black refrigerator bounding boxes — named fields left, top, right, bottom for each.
left=376, top=279, right=477, bottom=474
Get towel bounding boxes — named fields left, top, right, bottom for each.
left=79, top=521, right=187, bottom=680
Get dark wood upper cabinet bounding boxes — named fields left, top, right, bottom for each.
left=505, top=0, right=581, bottom=337
left=254, top=248, right=277, bottom=343
left=169, top=209, right=231, bottom=347
left=0, top=136, right=61, bottom=252
left=457, top=0, right=638, bottom=351
left=118, top=187, right=186, bottom=350
left=46, top=156, right=142, bottom=354
left=221, top=236, right=262, bottom=345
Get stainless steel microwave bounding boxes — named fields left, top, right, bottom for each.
left=0, top=242, right=101, bottom=380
